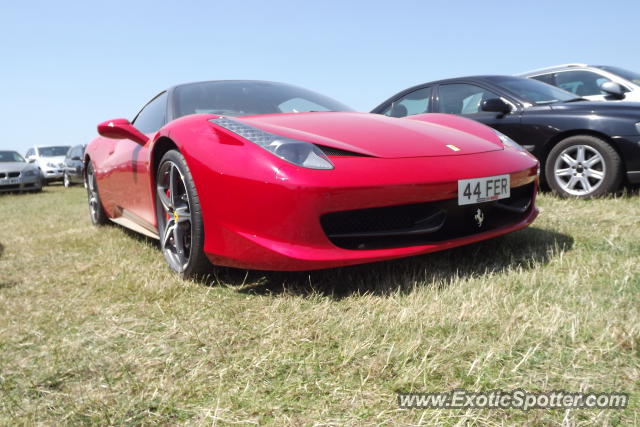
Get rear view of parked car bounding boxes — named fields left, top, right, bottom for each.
left=519, top=64, right=640, bottom=102
left=63, top=144, right=86, bottom=187
left=0, top=150, right=42, bottom=193
left=25, top=145, right=70, bottom=184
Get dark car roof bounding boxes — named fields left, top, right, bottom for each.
left=392, top=75, right=521, bottom=92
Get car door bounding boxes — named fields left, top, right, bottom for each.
left=433, top=82, right=524, bottom=143
left=101, top=92, right=167, bottom=228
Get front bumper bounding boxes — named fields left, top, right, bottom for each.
left=41, top=168, right=64, bottom=181
left=192, top=149, right=539, bottom=271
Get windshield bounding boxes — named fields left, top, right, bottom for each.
left=38, top=146, right=70, bottom=157
left=486, top=76, right=577, bottom=105
left=0, top=151, right=25, bottom=162
left=173, top=81, right=354, bottom=118
left=597, top=65, right=640, bottom=85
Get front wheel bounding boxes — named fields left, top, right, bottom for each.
left=545, top=135, right=622, bottom=198
left=155, top=150, right=211, bottom=278
left=86, top=161, right=109, bottom=225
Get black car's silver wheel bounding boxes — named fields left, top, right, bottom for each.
left=553, top=145, right=605, bottom=196
left=86, top=162, right=108, bottom=225
left=155, top=150, right=210, bottom=277
left=545, top=135, right=622, bottom=198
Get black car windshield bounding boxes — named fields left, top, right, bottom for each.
left=38, top=146, right=70, bottom=157
left=486, top=76, right=577, bottom=105
left=597, top=65, right=640, bottom=85
left=0, top=151, right=25, bottom=162
left=173, top=81, right=354, bottom=118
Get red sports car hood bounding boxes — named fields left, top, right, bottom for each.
left=234, top=112, right=503, bottom=158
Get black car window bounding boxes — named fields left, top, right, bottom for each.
left=487, top=76, right=576, bottom=105
left=554, top=70, right=611, bottom=96
left=531, top=74, right=556, bottom=86
left=70, top=146, right=81, bottom=159
left=382, top=87, right=431, bottom=117
left=133, top=92, right=168, bottom=134
left=437, top=84, right=500, bottom=114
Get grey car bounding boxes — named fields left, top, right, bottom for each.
left=0, top=150, right=43, bottom=193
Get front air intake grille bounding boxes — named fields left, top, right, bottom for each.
left=316, top=145, right=369, bottom=157
left=321, top=182, right=535, bottom=250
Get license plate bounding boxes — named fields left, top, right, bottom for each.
left=458, top=174, right=510, bottom=205
left=1, top=178, right=21, bottom=185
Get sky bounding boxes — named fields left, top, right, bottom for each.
left=1, top=0, right=639, bottom=154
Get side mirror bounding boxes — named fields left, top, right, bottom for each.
left=481, top=98, right=512, bottom=114
left=26, top=156, right=35, bottom=163
left=97, top=118, right=149, bottom=145
left=600, top=81, right=625, bottom=99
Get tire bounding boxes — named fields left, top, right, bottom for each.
left=155, top=150, right=211, bottom=278
left=545, top=135, right=622, bottom=198
left=86, top=161, right=109, bottom=225
left=63, top=172, right=71, bottom=188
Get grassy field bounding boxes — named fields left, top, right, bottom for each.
left=0, top=185, right=638, bottom=425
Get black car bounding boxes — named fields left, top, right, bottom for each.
left=372, top=76, right=640, bottom=198
left=62, top=144, right=86, bottom=187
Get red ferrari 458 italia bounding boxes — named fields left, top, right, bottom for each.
left=85, top=80, right=539, bottom=277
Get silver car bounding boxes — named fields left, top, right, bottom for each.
left=0, top=150, right=43, bottom=193
left=518, top=64, right=640, bottom=102
left=25, top=145, right=70, bottom=184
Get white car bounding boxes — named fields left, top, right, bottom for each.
left=518, top=64, right=640, bottom=102
left=25, top=145, right=70, bottom=184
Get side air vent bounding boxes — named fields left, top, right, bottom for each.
left=316, top=145, right=369, bottom=157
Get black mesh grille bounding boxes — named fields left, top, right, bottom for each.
left=316, top=145, right=368, bottom=157
left=321, top=182, right=535, bottom=250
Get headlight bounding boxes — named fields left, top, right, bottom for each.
left=23, top=169, right=38, bottom=177
left=492, top=129, right=526, bottom=152
left=210, top=117, right=334, bottom=170
left=635, top=122, right=640, bottom=134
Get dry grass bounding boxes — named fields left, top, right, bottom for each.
left=0, top=185, right=638, bottom=425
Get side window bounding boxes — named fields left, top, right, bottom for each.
left=132, top=92, right=168, bottom=134
left=383, top=87, right=431, bottom=117
left=553, top=70, right=611, bottom=96
left=26, top=148, right=34, bottom=158
left=531, top=73, right=556, bottom=86
left=437, top=84, right=501, bottom=115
